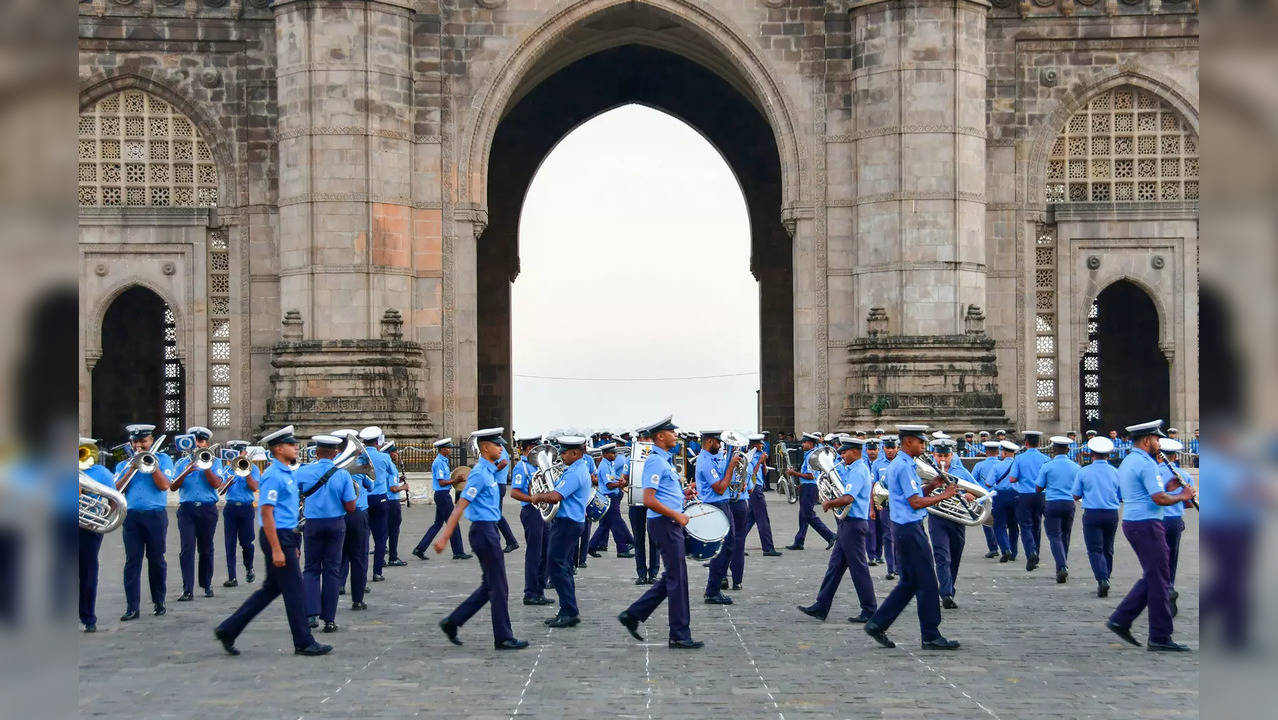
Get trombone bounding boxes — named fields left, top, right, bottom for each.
left=217, top=451, right=256, bottom=497
left=117, top=434, right=168, bottom=494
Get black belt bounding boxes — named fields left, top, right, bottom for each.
left=226, top=501, right=252, bottom=507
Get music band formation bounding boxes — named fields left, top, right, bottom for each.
left=77, top=415, right=1197, bottom=655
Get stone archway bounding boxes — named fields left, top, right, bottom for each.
left=1080, top=280, right=1169, bottom=434
left=92, top=285, right=181, bottom=441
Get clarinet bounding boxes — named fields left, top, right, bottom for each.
left=1158, top=451, right=1198, bottom=511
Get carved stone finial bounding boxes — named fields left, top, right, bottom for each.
left=282, top=309, right=304, bottom=341
left=867, top=307, right=889, bottom=338
left=381, top=309, right=404, bottom=341
left=964, top=305, right=986, bottom=336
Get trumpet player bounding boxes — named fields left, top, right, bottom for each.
left=221, top=440, right=260, bottom=587
left=171, top=426, right=223, bottom=601
left=927, top=439, right=977, bottom=610
left=741, top=433, right=782, bottom=558
left=797, top=437, right=877, bottom=624
left=115, top=423, right=175, bottom=621
left=79, top=437, right=114, bottom=632
left=509, top=436, right=553, bottom=606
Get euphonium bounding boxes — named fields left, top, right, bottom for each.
left=79, top=471, right=127, bottom=534
left=720, top=430, right=751, bottom=501
left=811, top=446, right=851, bottom=519
left=871, top=480, right=890, bottom=510
left=528, top=443, right=565, bottom=521
left=913, top=455, right=994, bottom=527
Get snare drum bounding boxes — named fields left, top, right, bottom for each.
left=585, top=487, right=611, bottom=522
left=683, top=500, right=730, bottom=561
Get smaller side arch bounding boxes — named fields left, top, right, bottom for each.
left=1075, top=274, right=1170, bottom=354
left=85, top=278, right=186, bottom=364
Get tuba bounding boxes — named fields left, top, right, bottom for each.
left=80, top=471, right=128, bottom=533
left=720, top=430, right=752, bottom=501
left=811, top=446, right=850, bottom=519
left=914, top=455, right=994, bottom=526
left=528, top=443, right=565, bottom=521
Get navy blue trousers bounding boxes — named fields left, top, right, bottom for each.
left=446, top=522, right=514, bottom=643
left=705, top=500, right=737, bottom=596
left=415, top=490, right=464, bottom=555
left=628, top=505, right=660, bottom=579
left=177, top=502, right=218, bottom=594
left=1016, top=491, right=1045, bottom=558
left=928, top=515, right=966, bottom=598
left=728, top=499, right=748, bottom=584
left=547, top=517, right=583, bottom=617
left=577, top=517, right=592, bottom=565
left=386, top=499, right=402, bottom=561
left=1163, top=516, right=1186, bottom=587
left=79, top=528, right=103, bottom=626
left=1081, top=508, right=1118, bottom=582
left=867, top=520, right=943, bottom=642
left=217, top=528, right=315, bottom=650
left=121, top=509, right=167, bottom=612
left=588, top=495, right=633, bottom=552
left=367, top=493, right=388, bottom=576
left=992, top=490, right=1020, bottom=558
left=1201, top=524, right=1256, bottom=648
left=981, top=525, right=999, bottom=553
left=1110, top=519, right=1174, bottom=643
left=793, top=483, right=835, bottom=546
left=626, top=516, right=692, bottom=642
left=876, top=503, right=897, bottom=571
left=1044, top=499, right=1076, bottom=573
left=812, top=517, right=877, bottom=618
left=496, top=485, right=518, bottom=546
left=222, top=503, right=255, bottom=580
left=743, top=486, right=777, bottom=553
left=340, top=509, right=369, bottom=603
left=519, top=504, right=548, bottom=599
left=303, top=516, right=346, bottom=622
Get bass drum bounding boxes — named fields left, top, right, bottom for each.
left=683, top=500, right=730, bottom=561
left=585, top=487, right=611, bottom=522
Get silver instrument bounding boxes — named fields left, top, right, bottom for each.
left=626, top=441, right=655, bottom=507
left=117, top=434, right=167, bottom=494
left=529, top=443, right=566, bottom=521
left=217, top=455, right=256, bottom=497
left=913, top=455, right=994, bottom=526
left=720, top=430, right=752, bottom=501
left=79, top=471, right=127, bottom=533
left=811, top=446, right=850, bottom=519
left=299, top=435, right=368, bottom=525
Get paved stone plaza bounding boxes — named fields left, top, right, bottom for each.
left=80, top=496, right=1198, bottom=720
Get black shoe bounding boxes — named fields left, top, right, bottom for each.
left=453, top=553, right=473, bottom=561
left=322, top=621, right=339, bottom=633
left=1098, top=580, right=1110, bottom=598
left=294, top=643, right=333, bottom=656
left=885, top=572, right=898, bottom=581
left=439, top=619, right=462, bottom=646
left=496, top=638, right=530, bottom=650
left=523, top=596, right=554, bottom=606
left=371, top=574, right=385, bottom=582
left=701, top=562, right=711, bottom=568
left=153, top=604, right=166, bottom=616
left=588, top=550, right=602, bottom=558
left=120, top=610, right=139, bottom=622
left=617, top=551, right=635, bottom=558
left=83, top=624, right=97, bottom=633
left=388, top=559, right=407, bottom=567
left=797, top=605, right=826, bottom=621
left=546, top=615, right=580, bottom=628
left=214, top=628, right=240, bottom=656
left=668, top=639, right=704, bottom=650
left=412, top=549, right=428, bottom=561
left=762, top=550, right=783, bottom=557
left=308, top=615, right=320, bottom=629
left=921, top=637, right=961, bottom=650
left=848, top=613, right=873, bottom=624
left=245, top=570, right=255, bottom=583
left=338, top=588, right=346, bottom=595
left=999, top=553, right=1011, bottom=563
left=223, top=579, right=238, bottom=588
left=1026, top=555, right=1039, bottom=571
left=618, top=611, right=645, bottom=641
left=1170, top=589, right=1179, bottom=618
left=351, top=601, right=368, bottom=611
left=744, top=551, right=751, bottom=556
left=634, top=576, right=648, bottom=585
left=704, top=594, right=734, bottom=605
left=864, top=622, right=895, bottom=648
left=720, top=578, right=729, bottom=590
left=1106, top=620, right=1140, bottom=646
left=1056, top=568, right=1068, bottom=584
left=942, top=596, right=958, bottom=610
left=731, top=583, right=742, bottom=591
left=785, top=544, right=804, bottom=551
left=984, top=550, right=1000, bottom=559
left=504, top=543, right=520, bottom=554
left=204, top=588, right=215, bottom=598
left=177, top=592, right=193, bottom=602
left=1147, top=639, right=1191, bottom=652
left=868, top=558, right=879, bottom=566
left=576, top=561, right=587, bottom=569
left=826, top=538, right=836, bottom=550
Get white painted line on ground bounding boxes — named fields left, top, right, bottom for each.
left=723, top=606, right=785, bottom=720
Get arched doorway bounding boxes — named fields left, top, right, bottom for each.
left=476, top=32, right=793, bottom=434
left=91, top=286, right=184, bottom=442
left=1080, top=280, right=1169, bottom=433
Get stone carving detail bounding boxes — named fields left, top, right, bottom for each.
left=1087, top=255, right=1101, bottom=269
left=1151, top=255, right=1165, bottom=269
left=381, top=309, right=404, bottom=341
left=162, top=262, right=176, bottom=276
left=1040, top=68, right=1059, bottom=87
left=95, top=263, right=109, bottom=277
left=199, top=70, right=221, bottom=89
left=281, top=309, right=304, bottom=341
left=867, top=307, right=889, bottom=338
left=964, top=305, right=986, bottom=336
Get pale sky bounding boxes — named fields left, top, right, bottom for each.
left=512, top=104, right=761, bottom=436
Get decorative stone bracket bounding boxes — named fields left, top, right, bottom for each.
left=964, top=305, right=987, bottom=335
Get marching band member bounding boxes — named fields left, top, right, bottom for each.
left=1039, top=436, right=1082, bottom=583
left=1071, top=436, right=1121, bottom=596
left=862, top=439, right=881, bottom=563
left=412, top=439, right=471, bottom=560
left=1157, top=437, right=1193, bottom=616
left=1106, top=420, right=1196, bottom=651
left=297, top=435, right=355, bottom=634
left=171, top=426, right=223, bottom=601
left=1010, top=430, right=1048, bottom=571
left=786, top=432, right=836, bottom=551
left=863, top=425, right=960, bottom=651
left=221, top=441, right=260, bottom=587
left=617, top=416, right=704, bottom=649
left=530, top=434, right=592, bottom=628
left=509, top=436, right=553, bottom=605
left=797, top=437, right=877, bottom=623
left=928, top=439, right=976, bottom=610
left=871, top=436, right=897, bottom=577
left=587, top=443, right=635, bottom=557
left=383, top=440, right=409, bottom=567
left=697, top=431, right=740, bottom=603
left=79, top=437, right=114, bottom=632
left=115, top=423, right=174, bottom=621
left=436, top=429, right=529, bottom=650
left=576, top=441, right=602, bottom=568
left=622, top=428, right=662, bottom=584
left=741, top=434, right=782, bottom=557
left=358, top=427, right=390, bottom=582
left=970, top=440, right=1005, bottom=558
left=338, top=430, right=375, bottom=610
left=214, top=426, right=332, bottom=656
left=990, top=440, right=1020, bottom=562
left=494, top=440, right=521, bottom=553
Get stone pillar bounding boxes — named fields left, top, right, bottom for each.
left=840, top=0, right=1007, bottom=428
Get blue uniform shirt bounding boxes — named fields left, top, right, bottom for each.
left=1159, top=462, right=1192, bottom=519
left=970, top=455, right=1001, bottom=490
left=114, top=453, right=176, bottom=512
left=495, top=447, right=511, bottom=486
left=939, top=458, right=976, bottom=484
left=837, top=457, right=873, bottom=520
left=696, top=449, right=730, bottom=503
left=365, top=447, right=391, bottom=495
left=1071, top=461, right=1121, bottom=510
left=643, top=445, right=684, bottom=520
left=554, top=457, right=592, bottom=523
left=173, top=455, right=222, bottom=503
left=800, top=448, right=817, bottom=485
left=461, top=457, right=502, bottom=522
left=598, top=457, right=622, bottom=497
left=746, top=453, right=766, bottom=492
left=1116, top=448, right=1166, bottom=521
left=511, top=457, right=535, bottom=507
left=990, top=457, right=1016, bottom=492
left=1010, top=448, right=1049, bottom=494
left=82, top=463, right=117, bottom=509
left=1037, top=455, right=1082, bottom=502
left=885, top=453, right=927, bottom=525
left=352, top=454, right=374, bottom=511
left=870, top=455, right=890, bottom=485
left=431, top=454, right=451, bottom=492
left=220, top=462, right=260, bottom=504
left=258, top=459, right=301, bottom=530
left=294, top=458, right=356, bottom=519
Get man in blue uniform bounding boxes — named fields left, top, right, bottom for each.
left=493, top=440, right=521, bottom=553
left=990, top=440, right=1020, bottom=562
left=412, top=439, right=470, bottom=560
left=79, top=438, right=115, bottom=632
left=336, top=430, right=375, bottom=610
left=1009, top=430, right=1048, bottom=571
left=871, top=437, right=897, bottom=576
left=797, top=437, right=877, bottom=623
left=618, top=416, right=703, bottom=649
left=1106, top=420, right=1196, bottom=651
left=621, top=429, right=662, bottom=584
left=214, top=426, right=332, bottom=656
left=383, top=440, right=409, bottom=567
left=530, top=435, right=592, bottom=627
left=576, top=444, right=601, bottom=568
left=358, top=427, right=392, bottom=583
left=697, top=431, right=741, bottom=603
left=297, top=435, right=356, bottom=634
left=742, top=434, right=782, bottom=558
left=928, top=440, right=977, bottom=610
left=1072, top=436, right=1121, bottom=596
left=509, top=436, right=553, bottom=606
left=970, top=440, right=1004, bottom=559
left=786, top=432, right=836, bottom=551
left=863, top=425, right=960, bottom=651
left=436, top=429, right=528, bottom=650
left=587, top=444, right=635, bottom=557
left=1158, top=437, right=1194, bottom=617
left=171, top=426, right=223, bottom=601
left=1039, top=436, right=1082, bottom=583
left=114, top=423, right=174, bottom=621
left=220, top=441, right=260, bottom=587
left=861, top=439, right=881, bottom=562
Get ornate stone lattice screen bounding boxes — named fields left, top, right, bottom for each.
left=1035, top=225, right=1058, bottom=418
left=1046, top=86, right=1198, bottom=204
left=163, top=306, right=184, bottom=433
left=78, top=90, right=218, bottom=207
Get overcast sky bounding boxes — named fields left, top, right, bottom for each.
left=512, top=104, right=761, bottom=436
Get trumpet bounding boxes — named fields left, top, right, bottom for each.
left=118, top=434, right=167, bottom=494
left=79, top=471, right=128, bottom=533
left=79, top=441, right=100, bottom=470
